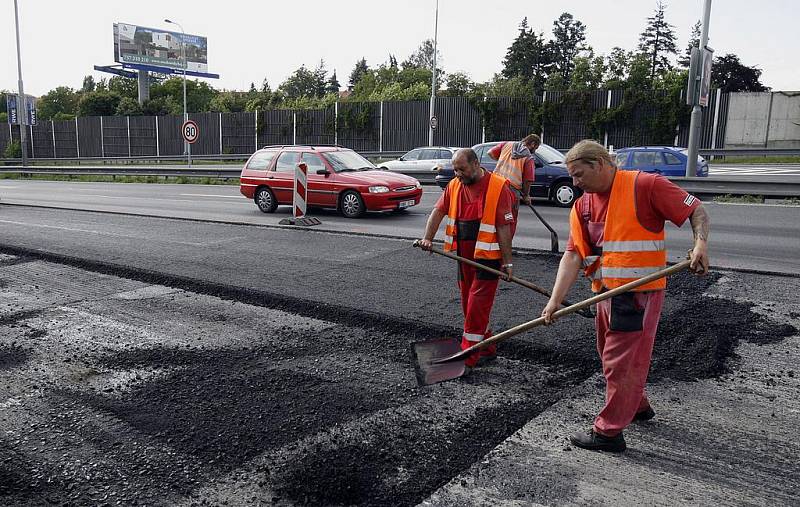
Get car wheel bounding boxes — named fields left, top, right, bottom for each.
left=551, top=181, right=578, bottom=208
left=255, top=187, right=278, bottom=213
left=340, top=190, right=366, bottom=218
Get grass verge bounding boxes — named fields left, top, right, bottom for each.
left=710, top=156, right=800, bottom=165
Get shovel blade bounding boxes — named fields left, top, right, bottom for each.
left=411, top=338, right=466, bottom=386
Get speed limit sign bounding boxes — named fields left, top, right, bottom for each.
left=181, top=120, right=199, bottom=144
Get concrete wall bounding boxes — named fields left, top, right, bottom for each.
left=724, top=91, right=800, bottom=149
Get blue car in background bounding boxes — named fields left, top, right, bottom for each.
left=615, top=146, right=709, bottom=177
left=434, top=142, right=582, bottom=207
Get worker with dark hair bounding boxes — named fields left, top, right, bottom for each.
left=542, top=140, right=710, bottom=453
left=418, top=148, right=516, bottom=368
left=489, top=134, right=540, bottom=208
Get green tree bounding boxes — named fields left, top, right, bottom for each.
left=443, top=72, right=474, bottom=96
left=150, top=77, right=217, bottom=113
left=604, top=47, right=631, bottom=87
left=326, top=70, right=341, bottom=95
left=37, top=86, right=80, bottom=120
left=78, top=91, right=121, bottom=116
left=678, top=20, right=701, bottom=67
left=0, top=90, right=8, bottom=114
left=569, top=55, right=605, bottom=90
left=116, top=97, right=143, bottom=116
left=501, top=18, right=553, bottom=93
left=403, top=39, right=443, bottom=72
left=712, top=54, right=769, bottom=92
left=278, top=65, right=321, bottom=99
left=82, top=75, right=96, bottom=93
left=209, top=91, right=249, bottom=112
left=142, top=96, right=181, bottom=116
left=637, top=1, right=678, bottom=82
left=551, top=13, right=588, bottom=83
left=348, top=58, right=369, bottom=90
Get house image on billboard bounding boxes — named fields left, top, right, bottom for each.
left=151, top=32, right=182, bottom=59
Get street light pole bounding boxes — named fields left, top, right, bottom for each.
left=13, top=0, right=29, bottom=166
left=686, top=0, right=712, bottom=177
left=428, top=0, right=439, bottom=147
left=165, top=19, right=190, bottom=167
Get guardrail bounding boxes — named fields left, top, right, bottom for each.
left=1, top=166, right=799, bottom=198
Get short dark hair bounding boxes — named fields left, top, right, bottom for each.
left=522, top=134, right=541, bottom=147
left=455, top=148, right=479, bottom=165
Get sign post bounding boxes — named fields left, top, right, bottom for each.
left=181, top=119, right=198, bottom=166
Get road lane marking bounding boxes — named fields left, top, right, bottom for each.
left=179, top=193, right=242, bottom=198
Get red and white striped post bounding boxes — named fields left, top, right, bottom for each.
left=293, top=162, right=308, bottom=219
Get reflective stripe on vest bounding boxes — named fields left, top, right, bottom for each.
left=493, top=143, right=525, bottom=190
left=568, top=170, right=666, bottom=293
left=443, top=172, right=506, bottom=260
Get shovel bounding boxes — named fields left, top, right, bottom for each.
left=411, top=259, right=692, bottom=386
left=412, top=240, right=593, bottom=319
left=526, top=202, right=559, bottom=253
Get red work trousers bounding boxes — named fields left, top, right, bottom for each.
left=458, top=262, right=499, bottom=367
left=593, top=290, right=665, bottom=437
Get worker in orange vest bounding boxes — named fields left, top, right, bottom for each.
left=418, top=148, right=516, bottom=369
left=489, top=134, right=540, bottom=210
left=542, top=140, right=710, bottom=453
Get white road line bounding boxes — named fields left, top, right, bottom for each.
left=179, top=193, right=241, bottom=198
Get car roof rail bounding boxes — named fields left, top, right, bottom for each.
left=260, top=145, right=288, bottom=150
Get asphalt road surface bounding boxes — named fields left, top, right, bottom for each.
left=0, top=180, right=798, bottom=274
left=0, top=206, right=797, bottom=505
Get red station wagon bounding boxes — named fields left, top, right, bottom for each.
left=240, top=146, right=423, bottom=218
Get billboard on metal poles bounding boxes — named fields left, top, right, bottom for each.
left=113, top=22, right=216, bottom=78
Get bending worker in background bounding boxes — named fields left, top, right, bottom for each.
left=542, top=140, right=710, bottom=453
left=489, top=133, right=540, bottom=209
left=418, top=148, right=516, bottom=369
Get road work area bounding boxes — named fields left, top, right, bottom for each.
left=0, top=207, right=797, bottom=505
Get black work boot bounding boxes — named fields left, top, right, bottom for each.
left=569, top=429, right=626, bottom=453
left=633, top=407, right=656, bottom=422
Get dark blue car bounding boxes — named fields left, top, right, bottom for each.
left=615, top=146, right=709, bottom=177
left=433, top=142, right=582, bottom=207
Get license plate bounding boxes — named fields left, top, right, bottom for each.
left=398, top=199, right=415, bottom=208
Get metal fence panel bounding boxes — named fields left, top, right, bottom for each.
left=129, top=116, right=157, bottom=157
left=30, top=122, right=54, bottom=158
left=188, top=112, right=221, bottom=155
left=158, top=115, right=183, bottom=156
left=432, top=97, right=482, bottom=148
left=77, top=117, right=102, bottom=157
left=102, top=116, right=128, bottom=157
left=222, top=112, right=256, bottom=155
left=382, top=100, right=426, bottom=152
left=485, top=97, right=540, bottom=143
left=258, top=110, right=293, bottom=147
left=53, top=120, right=78, bottom=158
left=0, top=124, right=10, bottom=156
left=338, top=102, right=380, bottom=152
left=295, top=107, right=335, bottom=146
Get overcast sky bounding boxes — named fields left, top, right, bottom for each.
left=2, top=0, right=798, bottom=97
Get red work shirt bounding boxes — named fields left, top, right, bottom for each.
left=435, top=171, right=516, bottom=259
left=566, top=171, right=701, bottom=252
left=488, top=142, right=535, bottom=184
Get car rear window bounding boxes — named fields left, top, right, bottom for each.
left=247, top=151, right=276, bottom=170
left=275, top=151, right=300, bottom=172
left=631, top=151, right=658, bottom=166
left=664, top=152, right=682, bottom=165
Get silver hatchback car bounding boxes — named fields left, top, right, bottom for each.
left=379, top=146, right=460, bottom=183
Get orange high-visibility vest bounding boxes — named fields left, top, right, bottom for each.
left=493, top=142, right=527, bottom=191
left=444, top=172, right=506, bottom=260
left=569, top=170, right=666, bottom=293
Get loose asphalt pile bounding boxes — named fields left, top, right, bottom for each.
left=0, top=251, right=795, bottom=506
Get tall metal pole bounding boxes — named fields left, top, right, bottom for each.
left=428, top=0, right=439, bottom=147
left=165, top=19, right=190, bottom=167
left=686, top=0, right=712, bottom=177
left=13, top=0, right=28, bottom=166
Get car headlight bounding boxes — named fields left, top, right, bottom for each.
left=368, top=186, right=390, bottom=193
left=415, top=181, right=422, bottom=189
